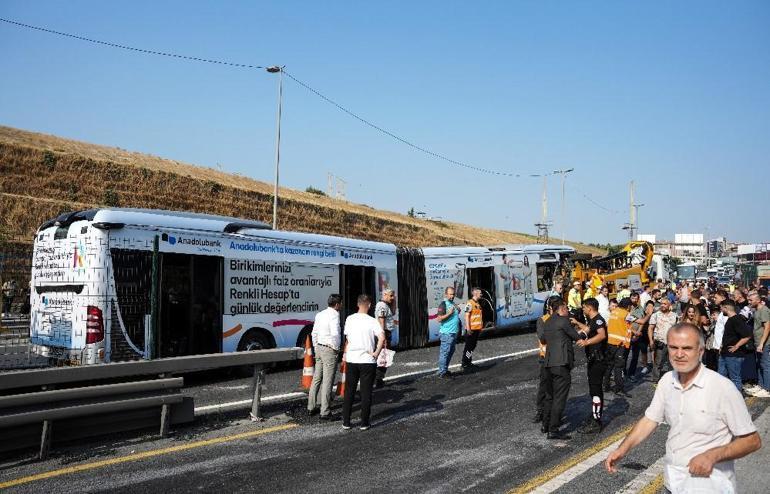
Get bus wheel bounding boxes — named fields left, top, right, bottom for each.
left=236, top=330, right=274, bottom=376
left=238, top=330, right=272, bottom=352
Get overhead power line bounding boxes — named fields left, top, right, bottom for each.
left=0, top=17, right=264, bottom=69
left=0, top=17, right=554, bottom=179
left=567, top=184, right=624, bottom=215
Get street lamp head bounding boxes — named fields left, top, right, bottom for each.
left=266, top=66, right=282, bottom=73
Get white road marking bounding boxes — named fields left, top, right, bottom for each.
left=529, top=438, right=624, bottom=493
left=615, top=456, right=665, bottom=494
left=194, top=348, right=539, bottom=414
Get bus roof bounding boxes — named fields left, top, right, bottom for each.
left=38, top=208, right=396, bottom=253
left=422, top=244, right=575, bottom=258
left=38, top=208, right=271, bottom=233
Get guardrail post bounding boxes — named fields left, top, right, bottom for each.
left=250, top=364, right=265, bottom=422
left=159, top=403, right=170, bottom=437
left=39, top=420, right=52, bottom=460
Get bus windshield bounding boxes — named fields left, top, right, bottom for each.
left=677, top=265, right=697, bottom=280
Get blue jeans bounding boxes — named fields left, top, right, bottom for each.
left=438, top=332, right=457, bottom=375
left=719, top=355, right=745, bottom=391
left=759, top=346, right=770, bottom=391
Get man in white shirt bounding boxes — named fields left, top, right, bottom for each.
left=597, top=285, right=611, bottom=322
left=307, top=294, right=342, bottom=419
left=639, top=284, right=653, bottom=308
left=648, top=298, right=679, bottom=383
left=341, top=294, right=385, bottom=431
left=605, top=322, right=760, bottom=493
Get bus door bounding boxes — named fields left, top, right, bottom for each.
left=340, top=265, right=376, bottom=319
left=158, top=253, right=223, bottom=357
left=466, top=267, right=496, bottom=327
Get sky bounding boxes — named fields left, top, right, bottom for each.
left=1, top=1, right=769, bottom=245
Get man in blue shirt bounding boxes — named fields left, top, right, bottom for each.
left=436, top=286, right=460, bottom=378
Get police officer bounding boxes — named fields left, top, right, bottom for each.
left=570, top=297, right=608, bottom=434
left=462, top=288, right=484, bottom=370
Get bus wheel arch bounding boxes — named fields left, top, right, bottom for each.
left=296, top=324, right=314, bottom=349
left=237, top=328, right=276, bottom=352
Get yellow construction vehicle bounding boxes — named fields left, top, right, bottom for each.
left=571, top=241, right=655, bottom=298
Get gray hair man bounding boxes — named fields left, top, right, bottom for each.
left=605, top=323, right=761, bottom=492
left=374, top=288, right=396, bottom=388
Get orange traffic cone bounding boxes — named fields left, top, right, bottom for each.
left=301, top=335, right=314, bottom=390
left=335, top=343, right=348, bottom=398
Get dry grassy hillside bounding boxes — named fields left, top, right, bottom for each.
left=0, top=125, right=603, bottom=254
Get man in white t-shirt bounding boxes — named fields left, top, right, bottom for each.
left=341, top=294, right=385, bottom=431
left=606, top=323, right=760, bottom=493
left=596, top=285, right=611, bottom=322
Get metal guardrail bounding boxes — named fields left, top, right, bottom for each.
left=0, top=348, right=303, bottom=459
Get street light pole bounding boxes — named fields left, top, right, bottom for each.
left=267, top=65, right=284, bottom=230
left=552, top=168, right=574, bottom=245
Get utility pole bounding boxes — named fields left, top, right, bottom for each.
left=336, top=177, right=346, bottom=200
left=534, top=175, right=551, bottom=244
left=552, top=168, right=574, bottom=245
left=266, top=65, right=284, bottom=230
left=622, top=180, right=644, bottom=240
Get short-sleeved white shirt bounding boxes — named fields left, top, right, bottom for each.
left=650, top=310, right=678, bottom=343
left=644, top=365, right=757, bottom=491
left=344, top=313, right=384, bottom=364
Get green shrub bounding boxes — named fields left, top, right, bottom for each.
left=305, top=186, right=326, bottom=196
left=103, top=188, right=119, bottom=207
left=42, top=150, right=56, bottom=169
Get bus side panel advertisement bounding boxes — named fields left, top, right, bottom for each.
left=222, top=259, right=340, bottom=351
left=496, top=256, right=534, bottom=323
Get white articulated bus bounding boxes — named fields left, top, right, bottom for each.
left=421, top=245, right=574, bottom=342
left=29, top=208, right=574, bottom=365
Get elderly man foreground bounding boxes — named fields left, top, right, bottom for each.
left=605, top=322, right=761, bottom=493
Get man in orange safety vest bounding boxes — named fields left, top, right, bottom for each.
left=462, top=288, right=486, bottom=370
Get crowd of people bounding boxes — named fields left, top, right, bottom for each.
left=536, top=276, right=767, bottom=491
left=536, top=277, right=770, bottom=439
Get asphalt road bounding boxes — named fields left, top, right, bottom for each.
left=1, top=328, right=769, bottom=493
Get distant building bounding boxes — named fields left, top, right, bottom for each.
left=636, top=234, right=656, bottom=243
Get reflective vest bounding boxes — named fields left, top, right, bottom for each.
left=467, top=299, right=483, bottom=331
left=568, top=288, right=582, bottom=310
left=607, top=307, right=632, bottom=349
left=538, top=314, right=550, bottom=358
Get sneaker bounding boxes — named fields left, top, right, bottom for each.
left=743, top=384, right=760, bottom=394
left=359, top=425, right=370, bottom=431
left=640, top=367, right=650, bottom=375
left=752, top=388, right=770, bottom=398
left=342, top=424, right=352, bottom=430
left=307, top=408, right=319, bottom=417
left=438, top=372, right=454, bottom=379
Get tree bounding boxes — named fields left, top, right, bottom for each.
left=407, top=207, right=415, bottom=218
